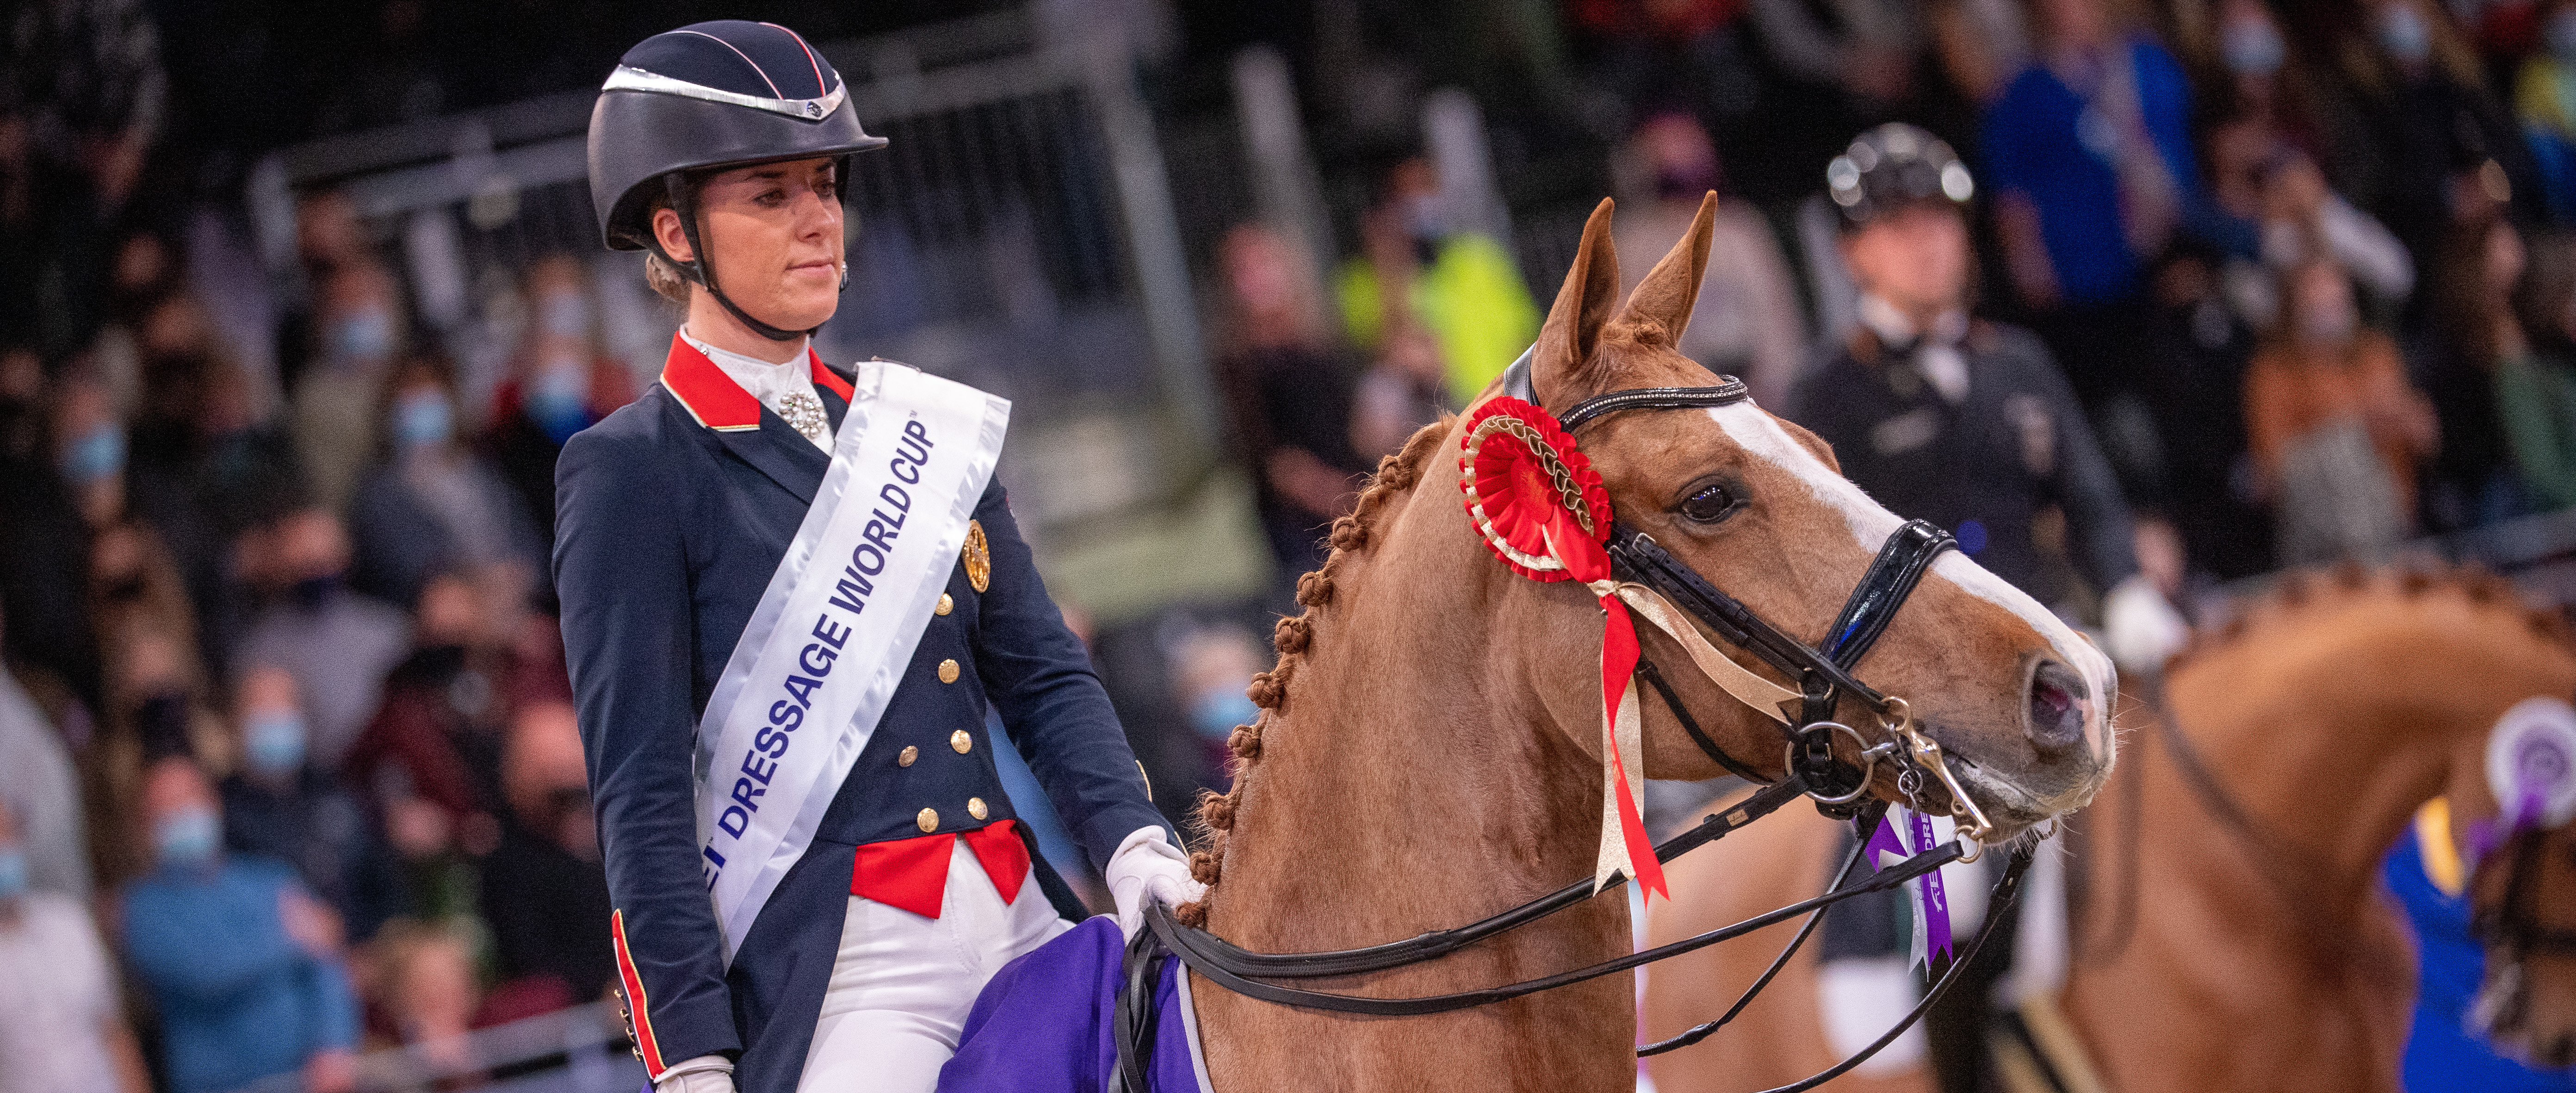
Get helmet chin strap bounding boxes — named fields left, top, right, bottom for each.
left=656, top=174, right=833, bottom=344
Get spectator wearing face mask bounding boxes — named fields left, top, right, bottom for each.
left=1334, top=155, right=1541, bottom=404
left=292, top=261, right=407, bottom=512
left=1612, top=113, right=1808, bottom=408
left=119, top=756, right=359, bottom=1093
left=2305, top=0, right=2543, bottom=276
left=237, top=507, right=411, bottom=771
left=347, top=352, right=538, bottom=609
left=475, top=698, right=613, bottom=1017
left=2246, top=259, right=2440, bottom=565
left=484, top=254, right=635, bottom=562
left=2201, top=111, right=2416, bottom=328
left=0, top=372, right=123, bottom=710
left=0, top=801, right=150, bottom=1093
left=122, top=292, right=307, bottom=678
left=218, top=664, right=405, bottom=942
left=2520, top=0, right=2576, bottom=221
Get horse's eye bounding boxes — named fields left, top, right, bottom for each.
left=1679, top=483, right=1738, bottom=523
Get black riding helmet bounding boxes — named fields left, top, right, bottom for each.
left=1825, top=123, right=1974, bottom=232
left=588, top=20, right=889, bottom=341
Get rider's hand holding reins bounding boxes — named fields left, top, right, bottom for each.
left=653, top=1055, right=735, bottom=1093
left=1107, top=826, right=1203, bottom=938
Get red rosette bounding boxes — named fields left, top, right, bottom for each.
left=1457, top=397, right=1613, bottom=584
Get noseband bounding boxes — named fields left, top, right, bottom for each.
left=1513, top=352, right=1995, bottom=842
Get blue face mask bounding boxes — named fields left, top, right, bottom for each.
left=60, top=424, right=125, bottom=487
left=332, top=308, right=394, bottom=363
left=2376, top=5, right=2431, bottom=64
left=392, top=390, right=454, bottom=452
left=153, top=807, right=221, bottom=869
left=1190, top=690, right=1261, bottom=742
left=2221, top=19, right=2286, bottom=75
left=0, top=849, right=28, bottom=900
left=245, top=713, right=308, bottom=776
left=529, top=359, right=591, bottom=444
left=540, top=293, right=592, bottom=339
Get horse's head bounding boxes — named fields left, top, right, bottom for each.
left=1499, top=197, right=2112, bottom=839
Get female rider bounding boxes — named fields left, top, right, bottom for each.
left=557, top=21, right=1196, bottom=1093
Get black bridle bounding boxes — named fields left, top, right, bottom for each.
left=2472, top=826, right=2576, bottom=957
left=1109, top=357, right=2018, bottom=1093
left=1535, top=351, right=1969, bottom=820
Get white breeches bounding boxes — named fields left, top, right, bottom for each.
left=795, top=838, right=1068, bottom=1093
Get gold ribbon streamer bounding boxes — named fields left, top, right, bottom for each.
left=1612, top=583, right=1802, bottom=725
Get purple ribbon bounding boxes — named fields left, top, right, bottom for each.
left=1868, top=809, right=1954, bottom=967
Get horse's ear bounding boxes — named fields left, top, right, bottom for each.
left=1533, top=198, right=1621, bottom=409
left=1623, top=191, right=1715, bottom=343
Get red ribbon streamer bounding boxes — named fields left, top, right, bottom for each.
left=1463, top=398, right=1666, bottom=901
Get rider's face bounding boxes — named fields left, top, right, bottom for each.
left=1840, top=205, right=1969, bottom=320
left=658, top=156, right=845, bottom=333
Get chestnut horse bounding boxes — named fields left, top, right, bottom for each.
left=1172, top=197, right=2115, bottom=1091
left=1641, top=566, right=2576, bottom=1093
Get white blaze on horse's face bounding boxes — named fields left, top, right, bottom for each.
left=1705, top=401, right=2118, bottom=816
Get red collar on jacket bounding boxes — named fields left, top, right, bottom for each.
left=659, top=331, right=856, bottom=431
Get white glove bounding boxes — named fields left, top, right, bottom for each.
left=1105, top=825, right=1204, bottom=938
left=655, top=1055, right=735, bottom=1093
left=2102, top=573, right=2189, bottom=676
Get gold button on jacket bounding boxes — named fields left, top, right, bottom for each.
left=916, top=807, right=939, bottom=833
left=950, top=729, right=973, bottom=754
left=897, top=745, right=918, bottom=768
left=935, top=593, right=954, bottom=616
left=967, top=797, right=989, bottom=821
left=937, top=658, right=960, bottom=683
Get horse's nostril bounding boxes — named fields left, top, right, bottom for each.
left=2025, top=660, right=2087, bottom=753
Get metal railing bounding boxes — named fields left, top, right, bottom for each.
left=2199, top=506, right=2576, bottom=614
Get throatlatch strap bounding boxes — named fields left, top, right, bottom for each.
left=1820, top=520, right=1956, bottom=672
left=1632, top=657, right=1774, bottom=783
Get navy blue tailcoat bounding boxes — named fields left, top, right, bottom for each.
left=553, top=338, right=1166, bottom=1092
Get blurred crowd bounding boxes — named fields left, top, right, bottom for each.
left=9, top=0, right=2576, bottom=1089
left=1223, top=0, right=2576, bottom=612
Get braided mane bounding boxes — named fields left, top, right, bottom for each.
left=1176, top=415, right=1457, bottom=925
left=2166, top=561, right=2571, bottom=675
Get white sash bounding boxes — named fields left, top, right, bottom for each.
left=694, top=361, right=1010, bottom=960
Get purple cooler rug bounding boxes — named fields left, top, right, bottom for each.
left=938, top=917, right=1210, bottom=1093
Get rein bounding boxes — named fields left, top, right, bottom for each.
left=1111, top=355, right=2033, bottom=1091
left=2473, top=828, right=2576, bottom=956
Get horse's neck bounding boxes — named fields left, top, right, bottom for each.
left=2065, top=599, right=2574, bottom=1089
left=1205, top=485, right=1610, bottom=968
left=2166, top=606, right=2551, bottom=910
